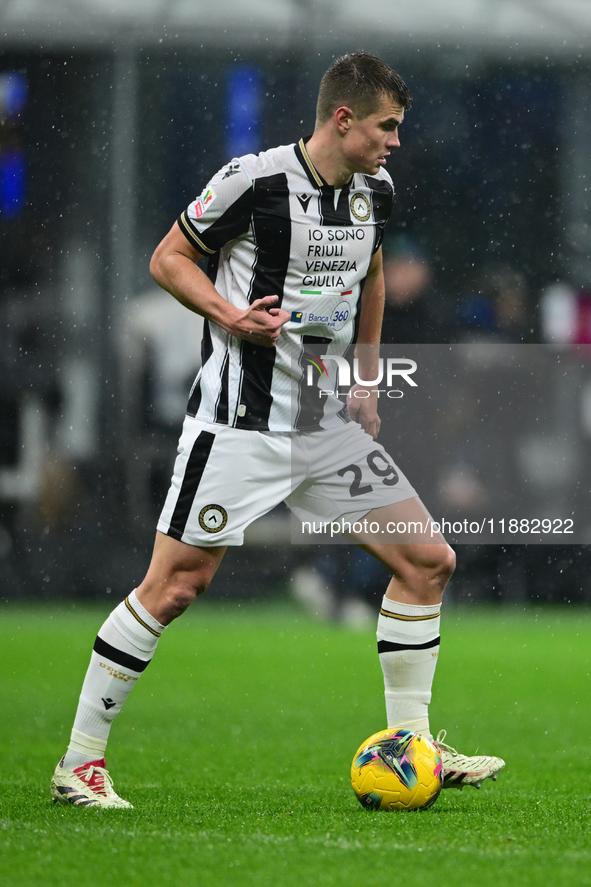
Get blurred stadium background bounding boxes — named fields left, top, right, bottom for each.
left=2, top=0, right=591, bottom=610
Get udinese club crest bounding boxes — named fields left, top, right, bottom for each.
left=350, top=192, right=371, bottom=222
left=198, top=504, right=228, bottom=534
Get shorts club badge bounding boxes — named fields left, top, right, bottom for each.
left=198, top=504, right=228, bottom=533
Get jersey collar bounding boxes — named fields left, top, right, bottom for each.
left=295, top=137, right=325, bottom=188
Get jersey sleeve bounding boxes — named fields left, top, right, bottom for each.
left=178, top=158, right=254, bottom=255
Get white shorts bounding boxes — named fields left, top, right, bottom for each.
left=157, top=417, right=417, bottom=546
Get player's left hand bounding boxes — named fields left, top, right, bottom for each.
left=347, top=385, right=381, bottom=439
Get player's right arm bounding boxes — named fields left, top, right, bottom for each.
left=346, top=246, right=385, bottom=439
left=150, top=224, right=288, bottom=348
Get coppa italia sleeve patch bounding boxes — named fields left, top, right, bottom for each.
left=193, top=188, right=216, bottom=219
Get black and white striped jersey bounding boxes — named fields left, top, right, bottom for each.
left=177, top=137, right=394, bottom=432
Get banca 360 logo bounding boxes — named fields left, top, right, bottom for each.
left=291, top=291, right=352, bottom=332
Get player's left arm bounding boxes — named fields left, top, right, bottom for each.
left=347, top=247, right=385, bottom=439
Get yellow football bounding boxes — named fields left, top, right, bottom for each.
left=351, top=728, right=443, bottom=811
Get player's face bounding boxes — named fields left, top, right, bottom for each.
left=342, top=96, right=404, bottom=176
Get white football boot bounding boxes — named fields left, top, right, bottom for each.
left=51, top=756, right=133, bottom=808
left=434, top=730, right=505, bottom=790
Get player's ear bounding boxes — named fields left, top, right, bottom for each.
left=334, top=106, right=353, bottom=134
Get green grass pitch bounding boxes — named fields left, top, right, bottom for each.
left=1, top=600, right=591, bottom=886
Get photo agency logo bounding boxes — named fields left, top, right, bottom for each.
left=303, top=352, right=328, bottom=377
left=304, top=353, right=418, bottom=399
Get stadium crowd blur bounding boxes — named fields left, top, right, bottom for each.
left=2, top=40, right=591, bottom=612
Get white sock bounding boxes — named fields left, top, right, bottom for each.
left=377, top=597, right=441, bottom=740
left=63, top=591, right=166, bottom=770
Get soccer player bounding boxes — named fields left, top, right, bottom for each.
left=51, top=52, right=504, bottom=808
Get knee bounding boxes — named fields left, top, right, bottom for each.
left=138, top=565, right=215, bottom=624
left=164, top=567, right=213, bottom=615
left=392, top=542, right=455, bottom=590
left=438, top=544, right=456, bottom=583
left=421, top=542, right=455, bottom=589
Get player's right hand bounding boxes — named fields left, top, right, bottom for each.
left=234, top=295, right=291, bottom=347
